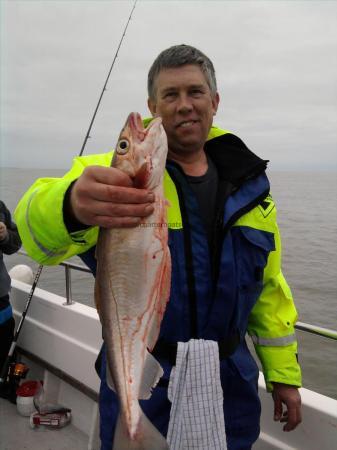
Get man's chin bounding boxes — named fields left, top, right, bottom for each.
left=170, top=136, right=206, bottom=154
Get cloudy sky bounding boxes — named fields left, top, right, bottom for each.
left=1, top=0, right=336, bottom=170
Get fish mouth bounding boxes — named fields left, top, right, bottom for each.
left=126, top=112, right=144, bottom=141
left=128, top=112, right=143, bottom=132
left=127, top=113, right=162, bottom=142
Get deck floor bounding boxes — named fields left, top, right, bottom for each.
left=0, top=398, right=89, bottom=450
left=1, top=397, right=274, bottom=450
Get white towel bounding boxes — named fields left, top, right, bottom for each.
left=167, top=339, right=227, bottom=450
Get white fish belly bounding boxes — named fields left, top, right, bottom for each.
left=95, top=201, right=170, bottom=434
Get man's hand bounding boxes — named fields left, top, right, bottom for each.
left=67, top=166, right=155, bottom=229
left=0, top=221, right=8, bottom=240
left=272, top=383, right=302, bottom=431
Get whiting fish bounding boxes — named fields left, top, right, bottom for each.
left=95, top=112, right=171, bottom=450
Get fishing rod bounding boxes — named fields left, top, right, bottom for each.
left=79, top=0, right=138, bottom=156
left=0, top=265, right=43, bottom=385
left=0, top=1, right=138, bottom=387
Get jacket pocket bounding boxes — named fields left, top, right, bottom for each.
left=232, top=226, right=275, bottom=331
left=234, top=226, right=275, bottom=291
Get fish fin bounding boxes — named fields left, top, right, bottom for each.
left=139, top=351, right=163, bottom=400
left=113, top=409, right=169, bottom=450
left=105, top=349, right=163, bottom=399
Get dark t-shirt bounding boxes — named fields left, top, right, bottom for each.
left=185, top=157, right=219, bottom=245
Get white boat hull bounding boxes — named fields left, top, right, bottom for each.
left=7, top=279, right=337, bottom=450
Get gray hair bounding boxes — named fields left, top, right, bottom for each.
left=147, top=44, right=217, bottom=101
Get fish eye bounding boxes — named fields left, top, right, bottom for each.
left=116, top=139, right=130, bottom=155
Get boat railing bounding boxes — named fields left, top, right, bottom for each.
left=15, top=250, right=337, bottom=341
left=60, top=259, right=91, bottom=306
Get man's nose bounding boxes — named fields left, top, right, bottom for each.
left=176, top=94, right=193, bottom=113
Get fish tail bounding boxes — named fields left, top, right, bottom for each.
left=112, top=409, right=169, bottom=450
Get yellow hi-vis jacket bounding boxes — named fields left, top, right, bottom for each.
left=14, top=125, right=302, bottom=391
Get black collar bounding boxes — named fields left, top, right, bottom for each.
left=205, top=133, right=268, bottom=186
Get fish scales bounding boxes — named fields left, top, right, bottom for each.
left=95, top=112, right=171, bottom=450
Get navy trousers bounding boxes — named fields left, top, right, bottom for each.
left=98, top=344, right=261, bottom=450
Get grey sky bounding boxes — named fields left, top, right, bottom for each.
left=1, top=0, right=336, bottom=170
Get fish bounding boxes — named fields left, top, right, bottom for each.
left=94, top=112, right=171, bottom=450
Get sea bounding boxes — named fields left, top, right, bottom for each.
left=1, top=167, right=336, bottom=400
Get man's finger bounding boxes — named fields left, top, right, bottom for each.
left=273, top=396, right=283, bottom=421
left=94, top=215, right=143, bottom=229
left=90, top=183, right=155, bottom=204
left=79, top=201, right=154, bottom=224
left=89, top=165, right=133, bottom=187
left=283, top=404, right=301, bottom=431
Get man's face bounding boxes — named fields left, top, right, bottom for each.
left=148, top=64, right=219, bottom=156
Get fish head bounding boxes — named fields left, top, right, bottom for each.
left=112, top=112, right=168, bottom=189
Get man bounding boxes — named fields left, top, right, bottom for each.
left=15, top=45, right=302, bottom=449
left=0, top=201, right=22, bottom=377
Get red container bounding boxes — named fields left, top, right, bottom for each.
left=16, top=380, right=42, bottom=416
left=16, top=380, right=41, bottom=397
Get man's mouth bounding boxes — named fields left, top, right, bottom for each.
left=177, top=120, right=198, bottom=129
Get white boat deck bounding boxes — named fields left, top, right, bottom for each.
left=0, top=398, right=88, bottom=450
left=0, top=397, right=275, bottom=450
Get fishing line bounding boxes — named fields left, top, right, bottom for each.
left=79, top=0, right=138, bottom=156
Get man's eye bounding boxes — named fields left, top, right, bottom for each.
left=191, top=89, right=203, bottom=97
left=164, top=92, right=176, bottom=99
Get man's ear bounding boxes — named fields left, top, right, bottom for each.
left=147, top=98, right=157, bottom=116
left=212, top=92, right=220, bottom=116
